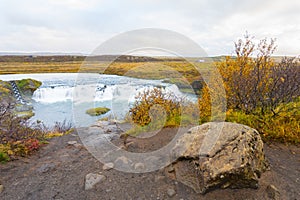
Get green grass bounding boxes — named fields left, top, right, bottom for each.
left=86, top=107, right=110, bottom=116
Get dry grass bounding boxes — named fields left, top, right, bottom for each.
left=0, top=61, right=210, bottom=82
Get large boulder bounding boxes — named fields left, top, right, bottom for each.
left=168, top=122, right=268, bottom=194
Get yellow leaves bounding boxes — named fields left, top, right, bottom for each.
left=128, top=87, right=199, bottom=134
left=45, top=132, right=64, bottom=139
left=226, top=98, right=300, bottom=144
left=198, top=86, right=211, bottom=123
left=7, top=149, right=14, bottom=155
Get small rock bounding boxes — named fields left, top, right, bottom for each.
left=154, top=175, right=165, bottom=182
left=85, top=173, right=106, bottom=190
left=115, top=156, right=129, bottom=164
left=0, top=184, right=4, bottom=193
left=105, top=129, right=112, bottom=133
left=167, top=165, right=175, bottom=173
left=134, top=162, right=145, bottom=171
left=67, top=141, right=83, bottom=149
left=167, top=188, right=176, bottom=197
left=37, top=163, right=56, bottom=173
left=109, top=121, right=117, bottom=125
left=59, top=154, right=72, bottom=162
left=103, top=163, right=114, bottom=170
left=74, top=143, right=83, bottom=148
left=67, top=141, right=77, bottom=145
left=114, top=156, right=131, bottom=168
left=266, top=184, right=280, bottom=200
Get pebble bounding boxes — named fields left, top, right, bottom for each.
left=67, top=141, right=77, bottom=145
left=266, top=184, right=280, bottom=200
left=85, top=173, right=106, bottom=190
left=167, top=165, right=175, bottom=173
left=134, top=162, right=145, bottom=171
left=0, top=184, right=4, bottom=193
left=154, top=175, right=165, bottom=182
left=67, top=141, right=83, bottom=149
left=37, top=163, right=56, bottom=173
left=103, top=163, right=114, bottom=170
left=115, top=156, right=130, bottom=166
left=167, top=188, right=176, bottom=197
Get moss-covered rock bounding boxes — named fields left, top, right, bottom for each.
left=15, top=79, right=42, bottom=96
left=86, top=107, right=110, bottom=116
left=0, top=78, right=41, bottom=119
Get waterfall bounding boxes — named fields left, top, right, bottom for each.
left=33, top=86, right=73, bottom=103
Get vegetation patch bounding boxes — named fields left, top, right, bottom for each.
left=125, top=87, right=199, bottom=137
left=0, top=150, right=10, bottom=163
left=199, top=35, right=300, bottom=143
left=86, top=107, right=110, bottom=116
left=15, top=110, right=34, bottom=119
left=127, top=35, right=299, bottom=144
left=226, top=98, right=300, bottom=143
left=16, top=78, right=42, bottom=96
left=0, top=99, right=73, bottom=163
left=0, top=80, right=13, bottom=99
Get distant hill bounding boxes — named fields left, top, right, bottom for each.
left=0, top=55, right=166, bottom=63
left=0, top=54, right=289, bottom=63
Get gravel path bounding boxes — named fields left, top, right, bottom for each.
left=0, top=122, right=299, bottom=200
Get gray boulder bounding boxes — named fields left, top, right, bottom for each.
left=168, top=122, right=268, bottom=194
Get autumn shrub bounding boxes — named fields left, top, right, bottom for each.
left=127, top=87, right=199, bottom=136
left=226, top=97, right=300, bottom=143
left=0, top=99, right=73, bottom=161
left=214, top=35, right=299, bottom=114
left=199, top=34, right=300, bottom=143
left=0, top=103, right=45, bottom=159
left=129, top=87, right=181, bottom=127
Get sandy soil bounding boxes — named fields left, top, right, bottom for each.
left=0, top=126, right=299, bottom=200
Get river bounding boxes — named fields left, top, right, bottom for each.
left=0, top=73, right=196, bottom=127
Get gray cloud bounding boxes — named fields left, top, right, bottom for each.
left=0, top=0, right=299, bottom=56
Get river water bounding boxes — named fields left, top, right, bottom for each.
left=0, top=73, right=196, bottom=127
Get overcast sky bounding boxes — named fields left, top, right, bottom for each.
left=0, top=0, right=299, bottom=56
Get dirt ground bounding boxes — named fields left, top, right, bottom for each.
left=0, top=126, right=299, bottom=200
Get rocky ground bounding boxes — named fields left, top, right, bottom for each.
left=0, top=122, right=299, bottom=200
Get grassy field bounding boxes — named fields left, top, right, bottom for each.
left=0, top=59, right=212, bottom=95
left=0, top=60, right=210, bottom=78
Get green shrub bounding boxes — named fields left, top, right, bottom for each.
left=0, top=151, right=10, bottom=163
